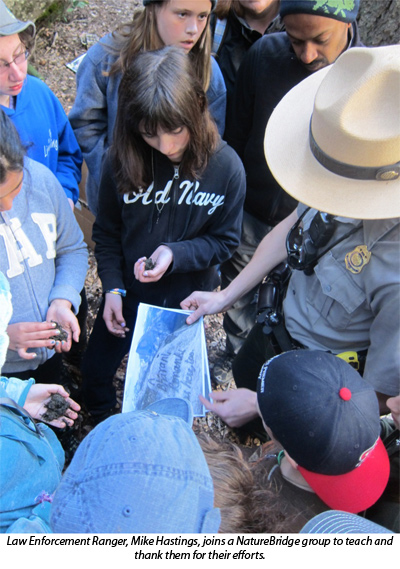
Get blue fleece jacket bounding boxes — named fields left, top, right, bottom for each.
left=69, top=33, right=227, bottom=215
left=1, top=75, right=82, bottom=204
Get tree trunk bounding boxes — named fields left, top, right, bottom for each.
left=358, top=0, right=400, bottom=46
left=5, top=1, right=62, bottom=23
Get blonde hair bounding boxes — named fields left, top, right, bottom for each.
left=109, top=1, right=212, bottom=92
left=198, top=434, right=288, bottom=533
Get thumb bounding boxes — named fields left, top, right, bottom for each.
left=17, top=347, right=37, bottom=360
left=207, top=390, right=229, bottom=402
left=185, top=308, right=203, bottom=325
left=114, top=307, right=126, bottom=327
left=70, top=322, right=81, bottom=343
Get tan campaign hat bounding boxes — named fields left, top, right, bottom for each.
left=265, top=46, right=400, bottom=219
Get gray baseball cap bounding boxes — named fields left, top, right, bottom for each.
left=0, top=1, right=35, bottom=38
left=50, top=398, right=221, bottom=533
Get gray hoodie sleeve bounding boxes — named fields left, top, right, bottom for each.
left=1, top=159, right=88, bottom=373
left=44, top=169, right=89, bottom=314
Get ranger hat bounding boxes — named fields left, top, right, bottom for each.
left=265, top=45, right=400, bottom=219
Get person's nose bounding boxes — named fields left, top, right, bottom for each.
left=8, top=60, right=25, bottom=81
left=186, top=16, right=199, bottom=36
left=300, top=42, right=318, bottom=64
left=158, top=134, right=175, bottom=156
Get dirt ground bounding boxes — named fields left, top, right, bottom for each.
left=30, top=0, right=258, bottom=449
left=32, top=0, right=139, bottom=112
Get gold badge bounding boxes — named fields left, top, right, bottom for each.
left=345, top=245, right=371, bottom=274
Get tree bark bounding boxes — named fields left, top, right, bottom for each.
left=358, top=0, right=400, bottom=46
left=5, top=0, right=62, bottom=23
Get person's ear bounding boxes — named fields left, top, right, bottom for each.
left=284, top=451, right=299, bottom=470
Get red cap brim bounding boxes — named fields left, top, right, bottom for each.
left=298, top=438, right=390, bottom=513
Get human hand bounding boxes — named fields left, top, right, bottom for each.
left=46, top=299, right=80, bottom=353
left=103, top=293, right=129, bottom=337
left=7, top=321, right=61, bottom=360
left=387, top=395, right=400, bottom=429
left=24, top=384, right=80, bottom=429
left=181, top=290, right=228, bottom=325
left=134, top=245, right=173, bottom=283
left=199, top=388, right=259, bottom=428
left=67, top=198, right=74, bottom=211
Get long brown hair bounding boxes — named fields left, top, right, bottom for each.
left=214, top=0, right=245, bottom=19
left=112, top=46, right=218, bottom=195
left=19, top=29, right=35, bottom=54
left=109, top=1, right=212, bottom=92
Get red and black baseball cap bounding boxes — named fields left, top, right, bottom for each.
left=257, top=350, right=390, bottom=513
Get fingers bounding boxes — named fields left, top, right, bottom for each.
left=103, top=295, right=129, bottom=338
left=48, top=416, right=75, bottom=429
left=8, top=321, right=61, bottom=353
left=64, top=408, right=79, bottom=421
left=53, top=340, right=70, bottom=354
left=180, top=296, right=196, bottom=311
left=134, top=258, right=162, bottom=282
left=46, top=384, right=70, bottom=396
left=199, top=394, right=215, bottom=412
left=104, top=314, right=129, bottom=337
left=185, top=307, right=204, bottom=325
left=135, top=247, right=173, bottom=283
left=199, top=391, right=228, bottom=412
left=45, top=385, right=81, bottom=413
left=205, top=390, right=230, bottom=403
left=66, top=397, right=81, bottom=413
left=17, top=347, right=38, bottom=360
left=180, top=297, right=204, bottom=325
left=180, top=293, right=210, bottom=324
left=134, top=257, right=147, bottom=280
left=70, top=320, right=81, bottom=344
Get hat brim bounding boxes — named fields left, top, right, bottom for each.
left=145, top=397, right=193, bottom=425
left=264, top=66, right=400, bottom=219
left=300, top=510, right=393, bottom=533
left=0, top=21, right=35, bottom=38
left=298, top=437, right=390, bottom=514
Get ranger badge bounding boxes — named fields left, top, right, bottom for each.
left=345, top=245, right=371, bottom=274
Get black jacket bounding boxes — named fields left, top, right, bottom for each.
left=93, top=140, right=246, bottom=308
left=211, top=10, right=283, bottom=129
left=225, top=23, right=363, bottom=226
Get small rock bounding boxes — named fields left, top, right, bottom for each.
left=144, top=258, right=156, bottom=270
